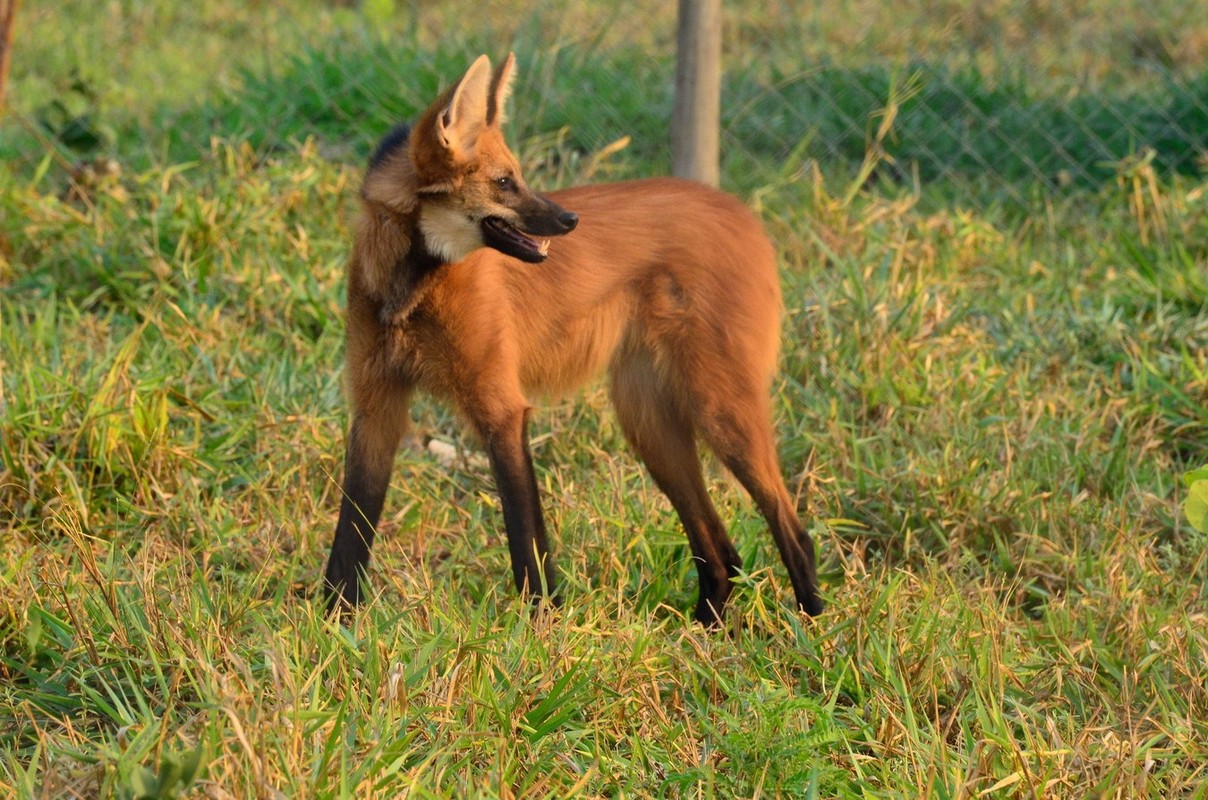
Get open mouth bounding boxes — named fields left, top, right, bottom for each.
left=480, top=217, right=550, bottom=264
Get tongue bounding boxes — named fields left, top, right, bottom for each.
left=501, top=223, right=536, bottom=250
left=483, top=217, right=546, bottom=262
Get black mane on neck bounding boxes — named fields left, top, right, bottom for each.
left=368, top=123, right=412, bottom=171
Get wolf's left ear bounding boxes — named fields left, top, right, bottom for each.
left=437, top=54, right=492, bottom=156
left=486, top=52, right=516, bottom=127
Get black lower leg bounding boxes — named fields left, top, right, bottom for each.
left=486, top=415, right=557, bottom=603
left=771, top=504, right=824, bottom=617
left=324, top=419, right=396, bottom=611
left=689, top=519, right=743, bottom=627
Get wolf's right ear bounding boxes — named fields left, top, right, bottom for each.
left=436, top=55, right=492, bottom=158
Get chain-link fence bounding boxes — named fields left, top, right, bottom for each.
left=5, top=2, right=1207, bottom=208
left=719, top=1, right=1208, bottom=205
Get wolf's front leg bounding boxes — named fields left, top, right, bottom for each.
left=481, top=406, right=559, bottom=604
left=324, top=398, right=411, bottom=611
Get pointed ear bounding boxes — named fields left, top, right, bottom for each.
left=487, top=52, right=516, bottom=126
left=436, top=55, right=492, bottom=156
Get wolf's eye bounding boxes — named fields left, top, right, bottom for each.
left=495, top=175, right=517, bottom=193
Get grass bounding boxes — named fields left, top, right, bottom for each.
left=3, top=1, right=1208, bottom=797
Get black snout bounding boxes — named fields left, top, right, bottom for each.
left=518, top=196, right=580, bottom=237
left=557, top=209, right=579, bottom=232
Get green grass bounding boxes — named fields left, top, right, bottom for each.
left=3, top=1, right=1208, bottom=797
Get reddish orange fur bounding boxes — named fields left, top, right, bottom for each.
left=324, top=54, right=823, bottom=624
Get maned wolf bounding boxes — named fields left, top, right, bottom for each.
left=323, top=53, right=824, bottom=625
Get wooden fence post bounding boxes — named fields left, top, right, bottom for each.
left=672, top=0, right=721, bottom=186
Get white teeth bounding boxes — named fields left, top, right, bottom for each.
left=538, top=239, right=550, bottom=256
